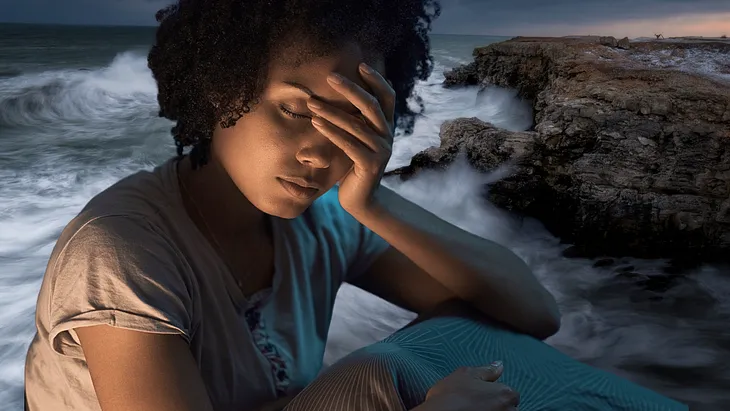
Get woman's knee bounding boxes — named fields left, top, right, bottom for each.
left=284, top=345, right=419, bottom=411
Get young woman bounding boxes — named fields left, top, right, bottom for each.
left=24, top=1, right=687, bottom=411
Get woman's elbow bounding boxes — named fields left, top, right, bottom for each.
left=531, top=298, right=562, bottom=340
left=531, top=313, right=561, bottom=340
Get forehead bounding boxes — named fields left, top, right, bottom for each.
left=266, top=42, right=385, bottom=108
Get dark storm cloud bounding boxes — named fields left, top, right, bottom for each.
left=0, top=0, right=171, bottom=26
left=433, top=0, right=730, bottom=34
left=0, top=0, right=728, bottom=34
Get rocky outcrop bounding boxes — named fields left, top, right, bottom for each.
left=599, top=36, right=619, bottom=47
left=442, top=61, right=479, bottom=88
left=392, top=37, right=730, bottom=260
left=386, top=118, right=537, bottom=179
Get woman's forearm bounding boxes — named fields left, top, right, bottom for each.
left=352, top=185, right=561, bottom=339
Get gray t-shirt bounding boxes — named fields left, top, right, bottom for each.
left=25, top=158, right=390, bottom=411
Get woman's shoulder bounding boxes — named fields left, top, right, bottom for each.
left=43, top=211, right=193, bottom=330
left=50, top=158, right=185, bottom=269
left=79, top=158, right=181, bottom=222
left=40, top=210, right=196, bottom=362
left=51, top=212, right=182, bottom=281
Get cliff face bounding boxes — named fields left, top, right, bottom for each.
left=391, top=37, right=730, bottom=260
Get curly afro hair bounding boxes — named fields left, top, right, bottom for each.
left=147, top=0, right=441, bottom=167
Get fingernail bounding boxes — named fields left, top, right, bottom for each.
left=328, top=73, right=343, bottom=84
left=359, top=63, right=373, bottom=74
left=490, top=360, right=503, bottom=368
left=311, top=116, right=324, bottom=127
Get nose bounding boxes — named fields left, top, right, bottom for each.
left=295, top=133, right=335, bottom=169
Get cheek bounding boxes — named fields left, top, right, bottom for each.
left=213, top=121, right=283, bottom=176
left=331, top=151, right=354, bottom=177
left=260, top=107, right=310, bottom=149
left=232, top=111, right=295, bottom=153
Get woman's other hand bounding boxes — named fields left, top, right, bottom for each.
left=414, top=362, right=520, bottom=411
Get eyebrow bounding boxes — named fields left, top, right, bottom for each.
left=281, top=80, right=361, bottom=115
left=282, top=81, right=315, bottom=97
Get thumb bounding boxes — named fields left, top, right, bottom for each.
left=474, top=361, right=503, bottom=382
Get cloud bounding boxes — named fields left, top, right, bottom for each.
left=0, top=0, right=172, bottom=26
left=0, top=0, right=728, bottom=37
left=433, top=0, right=730, bottom=36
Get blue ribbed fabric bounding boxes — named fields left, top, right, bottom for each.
left=285, top=302, right=688, bottom=411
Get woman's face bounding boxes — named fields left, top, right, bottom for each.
left=210, top=42, right=386, bottom=219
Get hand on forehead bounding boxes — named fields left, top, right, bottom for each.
left=266, top=42, right=385, bottom=115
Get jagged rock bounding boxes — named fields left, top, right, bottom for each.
left=600, top=36, right=618, bottom=47
left=617, top=37, right=631, bottom=49
left=443, top=61, right=479, bottom=88
left=390, top=37, right=730, bottom=260
left=385, top=117, right=537, bottom=177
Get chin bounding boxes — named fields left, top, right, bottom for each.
left=270, top=207, right=308, bottom=219
left=257, top=197, right=315, bottom=220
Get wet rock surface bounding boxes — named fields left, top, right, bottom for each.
left=392, top=36, right=730, bottom=260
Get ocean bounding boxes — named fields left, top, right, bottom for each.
left=1, top=23, right=728, bottom=410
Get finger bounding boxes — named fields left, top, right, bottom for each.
left=497, top=384, right=520, bottom=407
left=358, top=63, right=396, bottom=128
left=307, top=97, right=384, bottom=153
left=310, top=116, right=378, bottom=166
left=472, top=361, right=503, bottom=382
left=327, top=72, right=390, bottom=138
left=512, top=388, right=521, bottom=407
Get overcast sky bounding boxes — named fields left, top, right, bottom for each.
left=0, top=0, right=728, bottom=38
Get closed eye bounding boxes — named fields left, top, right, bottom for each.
left=279, top=105, right=311, bottom=120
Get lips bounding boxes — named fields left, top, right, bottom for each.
left=277, top=177, right=321, bottom=200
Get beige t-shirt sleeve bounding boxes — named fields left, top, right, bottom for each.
left=47, top=215, right=194, bottom=359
